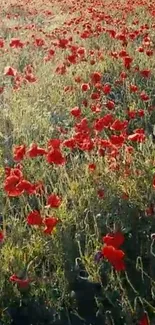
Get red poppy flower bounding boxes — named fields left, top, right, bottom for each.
left=10, top=274, right=30, bottom=288
left=123, top=56, right=133, bottom=69
left=110, top=135, right=125, bottom=147
left=13, top=145, right=26, bottom=161
left=90, top=72, right=102, bottom=84
left=81, top=83, right=90, bottom=92
left=27, top=143, right=47, bottom=158
left=47, top=194, right=62, bottom=208
left=110, top=119, right=128, bottom=131
left=67, top=54, right=77, bottom=64
left=4, top=175, right=23, bottom=197
left=103, top=232, right=125, bottom=248
left=75, top=118, right=90, bottom=134
left=43, top=216, right=59, bottom=234
left=76, top=135, right=94, bottom=151
left=146, top=49, right=153, bottom=56
left=25, top=73, right=37, bottom=83
left=17, top=180, right=36, bottom=195
left=58, top=38, right=69, bottom=48
left=130, top=84, right=138, bottom=92
left=137, top=46, right=144, bottom=53
left=4, top=66, right=17, bottom=77
left=5, top=166, right=23, bottom=178
left=102, top=245, right=125, bottom=271
left=46, top=149, right=66, bottom=165
left=27, top=210, right=43, bottom=226
left=10, top=38, right=24, bottom=48
left=106, top=100, right=115, bottom=110
left=47, top=139, right=61, bottom=150
left=63, top=138, right=76, bottom=149
left=70, top=107, right=81, bottom=118
left=91, top=92, right=100, bottom=100
left=128, top=132, right=145, bottom=142
left=94, top=114, right=113, bottom=132
left=140, top=91, right=149, bottom=101
left=140, top=69, right=151, bottom=78
left=102, top=84, right=111, bottom=95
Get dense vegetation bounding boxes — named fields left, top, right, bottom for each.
left=0, top=0, right=155, bottom=324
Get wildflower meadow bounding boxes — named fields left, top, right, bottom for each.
left=1, top=0, right=155, bottom=324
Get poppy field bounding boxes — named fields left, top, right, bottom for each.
left=1, top=0, right=155, bottom=324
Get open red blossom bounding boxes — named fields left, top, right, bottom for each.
left=128, top=132, right=146, bottom=142
left=4, top=175, right=23, bottom=197
left=10, top=38, right=24, bottom=48
left=130, top=84, right=138, bottom=92
left=13, top=145, right=26, bottom=161
left=47, top=139, right=61, bottom=150
left=102, top=245, right=125, bottom=271
left=91, top=92, right=100, bottom=100
left=110, top=119, right=128, bottom=131
left=5, top=166, right=23, bottom=178
left=81, top=83, right=90, bottom=92
left=140, top=91, right=149, bottom=101
left=75, top=118, right=90, bottom=134
left=103, top=232, right=125, bottom=248
left=63, top=138, right=76, bottom=149
left=48, top=49, right=55, bottom=56
left=27, top=143, right=47, bottom=158
left=102, top=83, right=111, bottom=95
left=10, top=274, right=30, bottom=288
left=47, top=194, right=62, bottom=208
left=123, top=56, right=133, bottom=69
left=110, top=135, right=125, bottom=147
left=4, top=66, right=17, bottom=77
left=58, top=38, right=69, bottom=48
left=140, top=69, right=151, bottom=78
left=90, top=72, right=102, bottom=84
left=106, top=100, right=115, bottom=110
left=94, top=114, right=113, bottom=132
left=25, top=73, right=37, bottom=83
left=43, top=216, right=59, bottom=234
left=67, top=54, right=77, bottom=64
left=77, top=47, right=86, bottom=56
left=76, top=135, right=94, bottom=151
left=27, top=210, right=43, bottom=226
left=70, top=107, right=81, bottom=118
left=46, top=149, right=66, bottom=165
left=17, top=180, right=36, bottom=195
